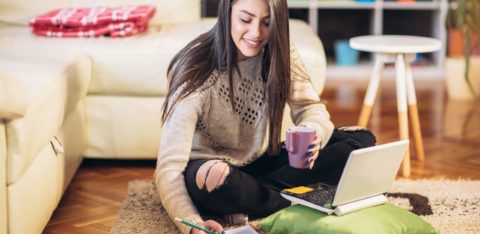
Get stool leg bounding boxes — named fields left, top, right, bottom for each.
left=395, top=54, right=410, bottom=177
left=358, top=57, right=384, bottom=127
left=405, top=62, right=425, bottom=161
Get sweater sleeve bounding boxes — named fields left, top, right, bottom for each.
left=154, top=86, right=208, bottom=234
left=288, top=43, right=334, bottom=149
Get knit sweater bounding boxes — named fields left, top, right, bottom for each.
left=154, top=45, right=334, bottom=234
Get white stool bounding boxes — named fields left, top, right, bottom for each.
left=349, top=35, right=441, bottom=177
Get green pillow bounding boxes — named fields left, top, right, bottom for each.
left=260, top=203, right=437, bottom=234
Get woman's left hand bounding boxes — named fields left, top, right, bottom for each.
left=307, top=137, right=321, bottom=170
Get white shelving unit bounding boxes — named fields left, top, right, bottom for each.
left=288, top=0, right=448, bottom=79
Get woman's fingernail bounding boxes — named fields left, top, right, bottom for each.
left=309, top=143, right=315, bottom=147
left=306, top=150, right=312, bottom=154
left=308, top=157, right=314, bottom=163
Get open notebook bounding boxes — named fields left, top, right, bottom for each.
left=224, top=225, right=258, bottom=234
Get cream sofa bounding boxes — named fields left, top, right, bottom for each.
left=0, top=0, right=326, bottom=233
left=0, top=50, right=91, bottom=234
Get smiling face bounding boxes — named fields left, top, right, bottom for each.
left=231, top=0, right=271, bottom=61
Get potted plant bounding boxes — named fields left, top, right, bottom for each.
left=445, top=0, right=480, bottom=100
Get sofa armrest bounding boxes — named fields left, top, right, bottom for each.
left=0, top=74, right=27, bottom=120
left=1, top=124, right=7, bottom=234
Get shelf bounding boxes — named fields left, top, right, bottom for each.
left=286, top=0, right=447, bottom=79
left=383, top=1, right=441, bottom=10
left=315, top=1, right=376, bottom=9
left=288, top=0, right=311, bottom=8
left=289, top=0, right=441, bottom=10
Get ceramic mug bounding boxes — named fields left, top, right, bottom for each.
left=285, top=126, right=316, bottom=169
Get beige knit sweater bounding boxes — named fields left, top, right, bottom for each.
left=155, top=45, right=334, bottom=234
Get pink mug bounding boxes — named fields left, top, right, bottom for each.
left=285, top=126, right=316, bottom=169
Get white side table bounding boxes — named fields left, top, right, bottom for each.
left=350, top=35, right=441, bottom=177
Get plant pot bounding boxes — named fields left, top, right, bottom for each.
left=445, top=56, right=480, bottom=101
left=448, top=28, right=464, bottom=57
left=447, top=29, right=479, bottom=57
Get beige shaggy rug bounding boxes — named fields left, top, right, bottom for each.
left=110, top=180, right=480, bottom=234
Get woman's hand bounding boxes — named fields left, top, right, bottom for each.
left=190, top=220, right=224, bottom=234
left=307, top=136, right=322, bottom=170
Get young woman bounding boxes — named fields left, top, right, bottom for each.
left=155, top=0, right=376, bottom=233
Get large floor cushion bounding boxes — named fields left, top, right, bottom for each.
left=260, top=204, right=437, bottom=234
left=0, top=49, right=91, bottom=184
left=0, top=19, right=326, bottom=96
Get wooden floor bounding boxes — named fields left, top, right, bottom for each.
left=44, top=79, right=480, bottom=233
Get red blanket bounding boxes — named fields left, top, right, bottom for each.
left=29, top=5, right=156, bottom=38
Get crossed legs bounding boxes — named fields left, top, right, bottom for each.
left=184, top=128, right=376, bottom=218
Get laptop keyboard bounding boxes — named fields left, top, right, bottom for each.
left=303, top=185, right=336, bottom=208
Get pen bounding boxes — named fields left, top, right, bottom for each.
left=175, top=217, right=217, bottom=234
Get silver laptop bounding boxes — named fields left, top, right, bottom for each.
left=281, top=140, right=409, bottom=215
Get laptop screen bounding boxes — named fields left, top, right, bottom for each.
left=332, top=140, right=409, bottom=207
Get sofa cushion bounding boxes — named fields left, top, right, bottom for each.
left=0, top=73, right=28, bottom=119
left=0, top=19, right=326, bottom=97
left=0, top=0, right=200, bottom=26
left=84, top=96, right=164, bottom=158
left=0, top=49, right=91, bottom=184
left=290, top=19, right=326, bottom=94
left=0, top=21, right=213, bottom=96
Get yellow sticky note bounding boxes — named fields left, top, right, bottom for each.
left=283, top=186, right=313, bottom=194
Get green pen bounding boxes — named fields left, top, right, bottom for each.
left=175, top=217, right=217, bottom=234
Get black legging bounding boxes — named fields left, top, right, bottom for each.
left=184, top=128, right=376, bottom=218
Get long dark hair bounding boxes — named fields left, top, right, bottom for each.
left=162, top=0, right=290, bottom=155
